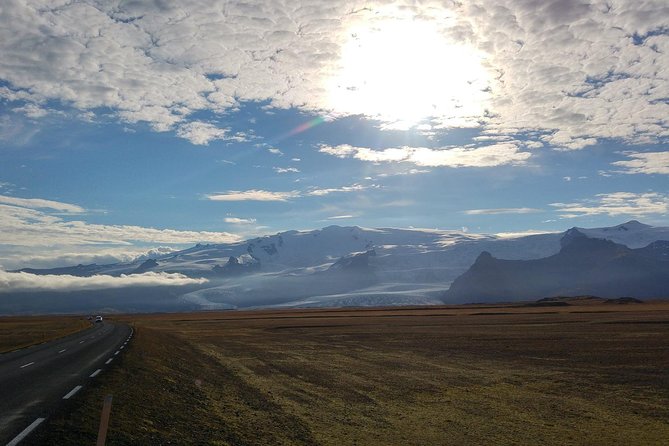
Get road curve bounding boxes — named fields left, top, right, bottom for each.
left=0, top=321, right=132, bottom=445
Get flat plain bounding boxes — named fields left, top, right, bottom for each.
left=26, top=300, right=669, bottom=445
left=0, top=315, right=89, bottom=353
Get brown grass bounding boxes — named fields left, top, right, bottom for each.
left=31, top=302, right=669, bottom=445
left=0, top=315, right=90, bottom=353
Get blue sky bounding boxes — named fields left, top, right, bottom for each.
left=0, top=0, right=668, bottom=269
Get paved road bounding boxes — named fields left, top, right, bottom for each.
left=0, top=321, right=132, bottom=445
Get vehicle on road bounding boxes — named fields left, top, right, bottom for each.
left=94, top=316, right=103, bottom=323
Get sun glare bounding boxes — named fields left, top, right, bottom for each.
left=328, top=19, right=491, bottom=129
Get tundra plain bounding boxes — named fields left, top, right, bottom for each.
left=0, top=315, right=89, bottom=353
left=26, top=300, right=669, bottom=445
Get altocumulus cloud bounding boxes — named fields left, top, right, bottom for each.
left=0, top=270, right=207, bottom=293
left=1, top=1, right=669, bottom=149
left=611, top=151, right=669, bottom=175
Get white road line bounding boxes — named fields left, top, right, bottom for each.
left=63, top=385, right=83, bottom=400
left=19, top=362, right=35, bottom=369
left=90, top=369, right=102, bottom=378
left=58, top=349, right=67, bottom=353
left=105, top=358, right=113, bottom=364
left=79, top=340, right=85, bottom=344
left=6, top=418, right=45, bottom=446
left=114, top=351, right=119, bottom=355
left=120, top=346, right=124, bottom=349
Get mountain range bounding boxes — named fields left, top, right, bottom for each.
left=444, top=228, right=669, bottom=303
left=4, top=220, right=669, bottom=314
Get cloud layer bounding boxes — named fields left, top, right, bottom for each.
left=319, top=143, right=531, bottom=167
left=207, top=183, right=379, bottom=202
left=612, top=151, right=669, bottom=175
left=464, top=208, right=542, bottom=215
left=551, top=192, right=669, bottom=218
left=1, top=1, right=668, bottom=149
left=0, top=194, right=240, bottom=269
left=0, top=270, right=207, bottom=293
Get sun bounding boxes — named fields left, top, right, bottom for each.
left=327, top=19, right=491, bottom=129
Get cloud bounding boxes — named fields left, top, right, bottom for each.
left=551, top=192, right=669, bottom=218
left=268, top=148, right=284, bottom=156
left=0, top=1, right=667, bottom=150
left=319, top=143, right=531, bottom=167
left=273, top=167, right=300, bottom=173
left=0, top=270, right=207, bottom=293
left=464, top=208, right=542, bottom=215
left=176, top=121, right=229, bottom=145
left=207, top=190, right=299, bottom=202
left=306, top=184, right=377, bottom=196
left=208, top=183, right=375, bottom=201
left=0, top=199, right=240, bottom=248
left=495, top=230, right=558, bottom=239
left=0, top=195, right=84, bottom=213
left=224, top=217, right=257, bottom=224
left=0, top=246, right=179, bottom=271
left=327, top=215, right=354, bottom=220
left=611, top=151, right=669, bottom=175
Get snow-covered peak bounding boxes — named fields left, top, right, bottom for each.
left=578, top=220, right=669, bottom=248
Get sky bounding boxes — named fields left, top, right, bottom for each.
left=0, top=0, right=668, bottom=270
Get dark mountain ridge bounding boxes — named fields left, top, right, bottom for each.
left=444, top=229, right=669, bottom=303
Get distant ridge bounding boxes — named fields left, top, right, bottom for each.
left=444, top=229, right=669, bottom=303
left=5, top=221, right=669, bottom=314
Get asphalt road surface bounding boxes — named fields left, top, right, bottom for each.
left=0, top=321, right=132, bottom=445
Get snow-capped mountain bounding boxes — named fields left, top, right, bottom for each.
left=7, top=220, right=669, bottom=313
left=577, top=220, right=668, bottom=248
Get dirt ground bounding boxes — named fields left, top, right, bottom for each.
left=29, top=301, right=669, bottom=445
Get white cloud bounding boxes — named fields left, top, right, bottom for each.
left=273, top=167, right=300, bottom=173
left=13, top=103, right=53, bottom=119
left=207, top=190, right=299, bottom=202
left=551, top=192, right=669, bottom=218
left=0, top=195, right=84, bottom=213
left=464, top=208, right=542, bottom=215
left=224, top=217, right=257, bottom=224
left=268, top=148, right=284, bottom=156
left=208, top=183, right=374, bottom=201
left=176, top=121, right=229, bottom=145
left=0, top=198, right=240, bottom=250
left=327, top=215, right=354, bottom=220
left=0, top=246, right=179, bottom=271
left=495, top=229, right=558, bottom=239
left=319, top=143, right=530, bottom=167
left=0, top=1, right=666, bottom=150
left=0, top=270, right=207, bottom=293
left=307, top=184, right=377, bottom=196
left=611, top=151, right=669, bottom=175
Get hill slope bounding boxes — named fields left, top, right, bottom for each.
left=444, top=229, right=669, bottom=303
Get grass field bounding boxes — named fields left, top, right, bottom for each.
left=0, top=315, right=90, bottom=353
left=31, top=301, right=669, bottom=445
